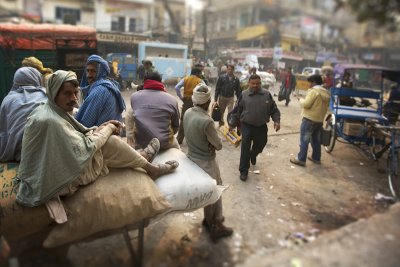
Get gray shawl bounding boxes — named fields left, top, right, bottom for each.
left=16, top=70, right=97, bottom=207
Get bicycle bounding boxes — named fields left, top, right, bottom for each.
left=368, top=120, right=400, bottom=198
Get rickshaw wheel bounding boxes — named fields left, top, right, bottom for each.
left=388, top=149, right=400, bottom=198
left=324, top=116, right=336, bottom=153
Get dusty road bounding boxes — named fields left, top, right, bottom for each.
left=16, top=85, right=398, bottom=267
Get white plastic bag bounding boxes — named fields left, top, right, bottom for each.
left=153, top=148, right=226, bottom=212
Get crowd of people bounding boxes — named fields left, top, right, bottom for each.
left=4, top=53, right=399, bottom=249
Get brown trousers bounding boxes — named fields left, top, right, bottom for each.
left=66, top=127, right=148, bottom=195
left=217, top=96, right=234, bottom=126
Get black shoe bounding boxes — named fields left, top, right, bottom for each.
left=209, top=223, right=233, bottom=243
left=240, top=173, right=248, bottom=181
left=250, top=151, right=256, bottom=165
left=202, top=218, right=210, bottom=230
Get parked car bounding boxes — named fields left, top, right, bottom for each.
left=295, top=67, right=323, bottom=92
left=302, top=67, right=322, bottom=76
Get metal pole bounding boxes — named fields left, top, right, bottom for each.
left=202, top=3, right=207, bottom=60
left=188, top=4, right=193, bottom=58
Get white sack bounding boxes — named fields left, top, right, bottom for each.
left=153, top=148, right=226, bottom=212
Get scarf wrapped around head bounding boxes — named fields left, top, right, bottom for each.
left=21, top=57, right=53, bottom=75
left=77, top=55, right=126, bottom=123
left=0, top=67, right=47, bottom=162
left=12, top=67, right=42, bottom=90
left=46, top=70, right=93, bottom=133
left=80, top=54, right=110, bottom=88
left=192, top=83, right=211, bottom=105
left=47, top=70, right=78, bottom=102
left=16, top=70, right=97, bottom=207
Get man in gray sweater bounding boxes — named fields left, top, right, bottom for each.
left=229, top=74, right=281, bottom=181
left=183, top=84, right=233, bottom=242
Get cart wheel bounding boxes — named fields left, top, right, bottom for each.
left=388, top=149, right=400, bottom=198
left=324, top=118, right=336, bottom=153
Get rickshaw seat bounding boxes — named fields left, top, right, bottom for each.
left=335, top=107, right=386, bottom=122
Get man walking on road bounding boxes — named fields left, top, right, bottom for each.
left=290, top=74, right=330, bottom=166
left=280, top=67, right=296, bottom=106
left=175, top=68, right=204, bottom=144
left=183, top=83, right=233, bottom=242
left=214, top=64, right=241, bottom=127
left=229, top=74, right=281, bottom=181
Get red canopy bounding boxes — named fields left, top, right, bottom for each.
left=0, top=23, right=97, bottom=50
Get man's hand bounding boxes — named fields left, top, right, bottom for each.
left=274, top=122, right=281, bottom=132
left=102, top=120, right=124, bottom=135
left=228, top=126, right=234, bottom=132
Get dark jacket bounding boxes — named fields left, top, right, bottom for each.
left=229, top=88, right=280, bottom=127
left=215, top=73, right=241, bottom=101
left=281, top=72, right=296, bottom=93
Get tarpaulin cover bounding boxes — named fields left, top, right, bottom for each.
left=0, top=23, right=96, bottom=50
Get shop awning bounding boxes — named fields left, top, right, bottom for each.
left=236, top=25, right=268, bottom=41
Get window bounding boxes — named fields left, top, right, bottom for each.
left=55, top=7, right=80, bottom=22
left=240, top=12, right=249, bottom=27
left=220, top=17, right=226, bottom=31
left=129, top=18, right=136, bottom=32
left=111, top=16, right=126, bottom=32
left=229, top=16, right=236, bottom=30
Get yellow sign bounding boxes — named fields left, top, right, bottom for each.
left=236, top=25, right=268, bottom=41
left=219, top=126, right=241, bottom=147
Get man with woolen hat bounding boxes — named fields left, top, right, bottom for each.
left=183, top=83, right=233, bottom=242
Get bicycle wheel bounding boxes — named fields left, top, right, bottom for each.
left=387, top=148, right=400, bottom=198
left=324, top=117, right=336, bottom=153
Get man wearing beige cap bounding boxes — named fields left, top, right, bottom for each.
left=183, top=83, right=233, bottom=242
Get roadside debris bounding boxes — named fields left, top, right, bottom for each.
left=278, top=229, right=321, bottom=248
left=374, top=193, right=396, bottom=204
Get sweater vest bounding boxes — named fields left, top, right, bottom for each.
left=183, top=76, right=202, bottom=98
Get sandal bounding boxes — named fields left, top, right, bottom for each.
left=143, top=138, right=160, bottom=163
left=151, top=160, right=179, bottom=180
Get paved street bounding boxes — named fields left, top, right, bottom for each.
left=62, top=85, right=400, bottom=267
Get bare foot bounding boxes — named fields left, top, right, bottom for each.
left=149, top=160, right=179, bottom=180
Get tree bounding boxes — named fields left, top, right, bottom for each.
left=161, top=0, right=181, bottom=34
left=335, top=0, right=400, bottom=30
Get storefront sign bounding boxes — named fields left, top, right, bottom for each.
left=273, top=46, right=282, bottom=60
left=97, top=32, right=149, bottom=44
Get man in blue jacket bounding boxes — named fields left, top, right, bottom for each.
left=76, top=55, right=126, bottom=127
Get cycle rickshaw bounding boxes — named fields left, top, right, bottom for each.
left=324, top=64, right=400, bottom=198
